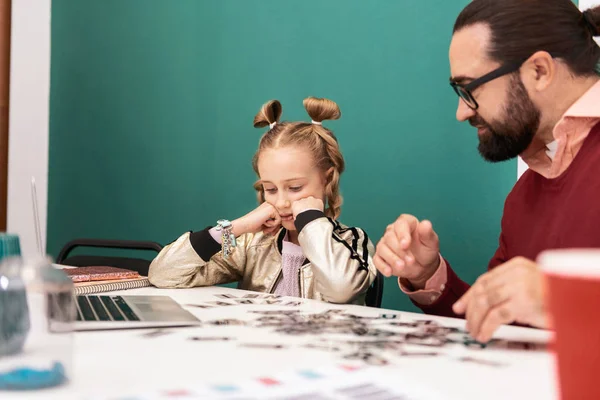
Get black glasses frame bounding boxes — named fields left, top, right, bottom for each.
left=450, top=58, right=527, bottom=110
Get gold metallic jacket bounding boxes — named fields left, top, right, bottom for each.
left=148, top=211, right=376, bottom=305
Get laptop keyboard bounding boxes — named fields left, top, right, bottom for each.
left=75, top=295, right=141, bottom=322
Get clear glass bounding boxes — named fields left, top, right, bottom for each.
left=0, top=256, right=75, bottom=390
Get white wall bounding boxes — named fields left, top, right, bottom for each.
left=7, top=0, right=51, bottom=256
left=517, top=158, right=528, bottom=179
left=581, top=0, right=600, bottom=22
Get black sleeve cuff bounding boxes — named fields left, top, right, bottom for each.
left=189, top=227, right=221, bottom=261
left=294, top=210, right=326, bottom=233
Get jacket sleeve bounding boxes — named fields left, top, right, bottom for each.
left=295, top=210, right=376, bottom=304
left=148, top=227, right=250, bottom=288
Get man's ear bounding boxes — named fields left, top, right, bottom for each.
left=523, top=50, right=555, bottom=93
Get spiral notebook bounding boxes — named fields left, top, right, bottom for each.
left=55, top=265, right=152, bottom=295
left=73, top=276, right=151, bottom=295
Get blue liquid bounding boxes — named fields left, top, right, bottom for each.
left=0, top=361, right=66, bottom=390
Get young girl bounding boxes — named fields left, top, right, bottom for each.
left=148, top=97, right=376, bottom=305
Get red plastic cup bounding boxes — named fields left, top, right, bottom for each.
left=538, top=249, right=600, bottom=400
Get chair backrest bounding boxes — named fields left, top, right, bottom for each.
left=55, top=238, right=163, bottom=276
left=365, top=271, right=384, bottom=308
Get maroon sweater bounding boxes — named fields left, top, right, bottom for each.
left=415, top=122, right=600, bottom=317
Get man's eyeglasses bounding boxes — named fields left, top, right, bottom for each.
left=450, top=58, right=527, bottom=110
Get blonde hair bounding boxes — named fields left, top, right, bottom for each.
left=252, top=97, right=345, bottom=220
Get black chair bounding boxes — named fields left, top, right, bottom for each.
left=365, top=271, right=384, bottom=308
left=55, top=238, right=163, bottom=276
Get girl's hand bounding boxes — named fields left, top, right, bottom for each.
left=291, top=197, right=325, bottom=218
left=232, top=202, right=282, bottom=236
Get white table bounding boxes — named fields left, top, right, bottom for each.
left=2, top=286, right=558, bottom=399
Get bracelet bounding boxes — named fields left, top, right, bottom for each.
left=215, top=219, right=237, bottom=259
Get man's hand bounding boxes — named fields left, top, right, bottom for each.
left=373, top=214, right=441, bottom=289
left=453, top=256, right=548, bottom=343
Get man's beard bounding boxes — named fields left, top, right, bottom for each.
left=471, top=75, right=540, bottom=163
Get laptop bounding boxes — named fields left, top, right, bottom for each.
left=31, top=177, right=201, bottom=331
left=73, top=294, right=201, bottom=331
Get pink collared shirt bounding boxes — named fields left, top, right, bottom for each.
left=400, top=80, right=600, bottom=304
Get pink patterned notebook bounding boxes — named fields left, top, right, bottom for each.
left=63, top=266, right=140, bottom=283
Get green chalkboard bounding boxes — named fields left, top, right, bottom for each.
left=48, top=1, right=516, bottom=312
